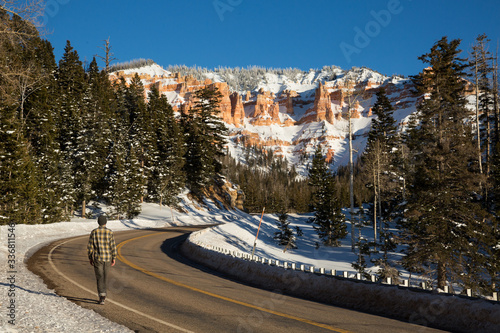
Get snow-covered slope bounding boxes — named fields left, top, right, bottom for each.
left=4, top=199, right=498, bottom=332
left=109, top=63, right=442, bottom=176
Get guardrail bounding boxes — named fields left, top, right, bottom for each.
left=203, top=244, right=499, bottom=302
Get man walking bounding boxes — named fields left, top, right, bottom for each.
left=87, top=215, right=117, bottom=305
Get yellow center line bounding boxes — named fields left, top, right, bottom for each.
left=117, top=232, right=352, bottom=333
left=48, top=236, right=194, bottom=333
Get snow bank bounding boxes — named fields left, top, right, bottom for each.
left=2, top=198, right=499, bottom=332
left=0, top=201, right=204, bottom=333
left=181, top=240, right=500, bottom=333
left=0, top=220, right=141, bottom=332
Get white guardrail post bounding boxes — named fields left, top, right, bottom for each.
left=204, top=245, right=500, bottom=302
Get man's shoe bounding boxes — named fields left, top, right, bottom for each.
left=99, top=296, right=106, bottom=305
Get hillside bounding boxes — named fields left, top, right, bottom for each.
left=109, top=63, right=469, bottom=176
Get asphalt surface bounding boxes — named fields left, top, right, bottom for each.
left=28, top=226, right=448, bottom=333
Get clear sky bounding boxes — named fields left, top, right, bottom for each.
left=40, top=0, right=500, bottom=77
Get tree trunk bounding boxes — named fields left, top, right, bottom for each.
left=373, top=167, right=377, bottom=242
left=344, top=79, right=359, bottom=252
left=493, top=52, right=500, bottom=143
left=377, top=151, right=383, bottom=241
left=82, top=199, right=86, bottom=218
left=349, top=104, right=355, bottom=252
left=437, top=261, right=447, bottom=290
left=482, top=48, right=492, bottom=178
left=475, top=57, right=484, bottom=176
left=141, top=149, right=145, bottom=203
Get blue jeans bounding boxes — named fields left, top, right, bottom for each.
left=93, top=260, right=111, bottom=296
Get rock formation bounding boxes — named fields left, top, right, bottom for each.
left=270, top=102, right=280, bottom=123
left=300, top=82, right=335, bottom=124
left=230, top=92, right=245, bottom=127
left=209, top=82, right=233, bottom=124
left=110, top=64, right=430, bottom=174
left=325, top=148, right=335, bottom=164
left=253, top=93, right=269, bottom=118
left=279, top=89, right=297, bottom=115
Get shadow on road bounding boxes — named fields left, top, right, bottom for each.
left=63, top=295, right=99, bottom=305
left=158, top=227, right=263, bottom=287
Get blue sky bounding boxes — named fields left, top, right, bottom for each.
left=41, top=0, right=500, bottom=76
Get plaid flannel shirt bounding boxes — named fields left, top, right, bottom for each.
left=87, top=226, right=117, bottom=262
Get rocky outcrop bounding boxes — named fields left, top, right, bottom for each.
left=250, top=91, right=286, bottom=126
left=111, top=65, right=426, bottom=175
left=330, top=89, right=345, bottom=109
left=270, top=102, right=280, bottom=122
left=209, top=82, right=233, bottom=124
left=220, top=180, right=245, bottom=210
left=232, top=130, right=291, bottom=148
left=300, top=82, right=335, bottom=124
left=180, top=96, right=194, bottom=115
left=278, top=89, right=297, bottom=115
left=352, top=101, right=362, bottom=118
left=325, top=148, right=335, bottom=164
left=283, top=116, right=295, bottom=127
left=230, top=92, right=245, bottom=127
left=253, top=92, right=273, bottom=118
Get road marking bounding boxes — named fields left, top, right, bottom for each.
left=117, top=232, right=353, bottom=333
left=47, top=235, right=194, bottom=333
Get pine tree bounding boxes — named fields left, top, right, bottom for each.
left=274, top=211, right=302, bottom=251
left=363, top=88, right=397, bottom=241
left=103, top=136, right=128, bottom=219
left=183, top=111, right=205, bottom=195
left=488, top=142, right=500, bottom=291
left=74, top=57, right=112, bottom=217
left=56, top=40, right=87, bottom=215
left=494, top=142, right=500, bottom=218
left=308, top=146, right=347, bottom=247
left=471, top=34, right=495, bottom=210
left=0, top=104, right=42, bottom=224
left=102, top=105, right=144, bottom=219
left=101, top=73, right=148, bottom=217
left=183, top=86, right=227, bottom=195
left=403, top=37, right=489, bottom=290
left=352, top=205, right=374, bottom=279
left=493, top=52, right=500, bottom=149
left=147, top=86, right=184, bottom=206
left=124, top=75, right=152, bottom=202
left=23, top=39, right=68, bottom=223
left=122, top=145, right=144, bottom=218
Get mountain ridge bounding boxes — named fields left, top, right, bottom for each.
left=109, top=62, right=471, bottom=176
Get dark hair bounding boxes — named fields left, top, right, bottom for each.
left=98, top=215, right=107, bottom=226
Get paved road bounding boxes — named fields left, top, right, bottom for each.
left=28, top=226, right=447, bottom=333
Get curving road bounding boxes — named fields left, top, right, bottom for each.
left=28, top=227, right=447, bottom=333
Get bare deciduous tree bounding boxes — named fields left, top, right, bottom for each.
left=342, top=77, right=361, bottom=252
left=1, top=1, right=45, bottom=106
left=97, top=37, right=117, bottom=73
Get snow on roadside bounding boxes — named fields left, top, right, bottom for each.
left=0, top=201, right=224, bottom=333
left=189, top=208, right=397, bottom=279
left=1, top=197, right=499, bottom=332
left=186, top=206, right=500, bottom=332
left=182, top=240, right=500, bottom=333
left=1, top=221, right=142, bottom=332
